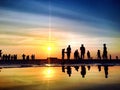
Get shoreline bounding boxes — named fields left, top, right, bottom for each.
left=0, top=59, right=120, bottom=68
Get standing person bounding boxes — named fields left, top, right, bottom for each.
left=109, top=54, right=112, bottom=60
left=74, top=49, right=79, bottom=60
left=31, top=54, right=34, bottom=60
left=116, top=56, right=118, bottom=60
left=103, top=44, right=108, bottom=59
left=31, top=54, right=35, bottom=60
left=62, top=49, right=65, bottom=60
left=0, top=50, right=2, bottom=60
left=67, top=45, right=71, bottom=60
left=14, top=54, right=17, bottom=60
left=80, top=44, right=85, bottom=59
left=26, top=55, right=29, bottom=60
left=87, top=50, right=90, bottom=59
left=97, top=50, right=101, bottom=60
left=22, top=54, right=26, bottom=60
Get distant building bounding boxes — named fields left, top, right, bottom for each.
left=47, top=57, right=57, bottom=60
left=47, top=57, right=58, bottom=63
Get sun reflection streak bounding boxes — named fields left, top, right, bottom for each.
left=43, top=67, right=55, bottom=79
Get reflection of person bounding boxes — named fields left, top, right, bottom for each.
left=81, top=65, right=86, bottom=78
left=98, top=65, right=101, bottom=72
left=67, top=66, right=72, bottom=77
left=62, top=66, right=65, bottom=73
left=74, top=66, right=79, bottom=72
left=80, top=44, right=85, bottom=59
left=104, top=65, right=108, bottom=78
left=67, top=45, right=71, bottom=60
left=87, top=66, right=91, bottom=71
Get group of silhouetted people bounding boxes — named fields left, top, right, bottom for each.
left=0, top=50, right=17, bottom=60
left=62, top=44, right=89, bottom=60
left=62, top=44, right=118, bottom=60
left=62, top=44, right=86, bottom=60
left=0, top=43, right=119, bottom=61
left=22, top=54, right=35, bottom=60
left=2, top=54, right=17, bottom=60
left=0, top=50, right=35, bottom=60
left=62, top=65, right=86, bottom=78
left=62, top=45, right=71, bottom=60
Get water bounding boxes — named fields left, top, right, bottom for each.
left=0, top=65, right=120, bottom=90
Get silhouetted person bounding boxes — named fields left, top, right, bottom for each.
left=4, top=54, right=7, bottom=60
left=62, top=49, right=65, bottom=60
left=74, top=49, right=79, bottom=60
left=4, top=54, right=6, bottom=60
left=31, top=54, right=35, bottom=60
left=3, top=54, right=7, bottom=60
left=14, top=54, right=17, bottom=60
left=2, top=54, right=5, bottom=60
left=33, top=54, right=35, bottom=60
left=0, top=50, right=2, bottom=60
left=116, top=56, right=118, bottom=60
left=11, top=55, right=14, bottom=60
left=98, top=65, right=101, bottom=72
left=62, top=66, right=65, bottom=73
left=104, top=65, right=108, bottom=78
left=109, top=54, right=112, bottom=60
left=67, top=66, right=72, bottom=77
left=97, top=50, right=101, bottom=60
left=103, top=44, right=108, bottom=59
left=66, top=45, right=71, bottom=60
left=26, top=55, right=29, bottom=60
left=87, top=50, right=90, bottom=59
left=22, top=54, right=26, bottom=60
left=87, top=66, right=91, bottom=71
left=74, top=66, right=79, bottom=72
left=80, top=44, right=85, bottom=59
left=8, top=54, right=10, bottom=60
left=81, top=65, right=86, bottom=78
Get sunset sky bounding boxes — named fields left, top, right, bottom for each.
left=0, top=0, right=120, bottom=59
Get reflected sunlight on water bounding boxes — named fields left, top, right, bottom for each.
left=0, top=65, right=120, bottom=90
left=43, top=67, right=55, bottom=79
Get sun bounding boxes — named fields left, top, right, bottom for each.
left=47, top=46, right=51, bottom=51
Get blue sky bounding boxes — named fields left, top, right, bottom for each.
left=0, top=0, right=120, bottom=36
left=0, top=0, right=120, bottom=58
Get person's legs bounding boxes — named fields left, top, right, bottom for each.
left=82, top=55, right=84, bottom=59
left=81, top=53, right=82, bottom=59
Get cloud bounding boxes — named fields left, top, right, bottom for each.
left=0, top=9, right=119, bottom=39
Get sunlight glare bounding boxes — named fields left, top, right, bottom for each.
left=43, top=67, right=55, bottom=79
left=47, top=46, right=51, bottom=51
